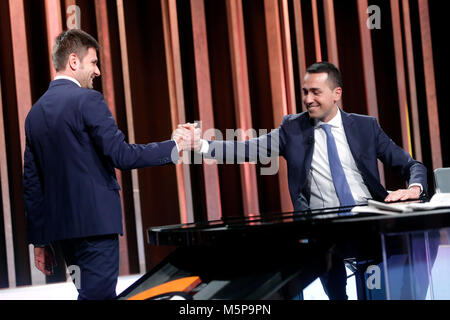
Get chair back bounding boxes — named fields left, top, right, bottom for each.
left=434, top=168, right=450, bottom=193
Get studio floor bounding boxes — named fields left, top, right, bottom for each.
left=2, top=247, right=450, bottom=300
left=0, top=270, right=356, bottom=300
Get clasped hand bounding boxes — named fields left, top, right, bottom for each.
left=173, top=123, right=202, bottom=152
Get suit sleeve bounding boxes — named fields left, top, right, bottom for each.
left=23, top=123, right=46, bottom=245
left=81, top=91, right=179, bottom=170
left=374, top=118, right=428, bottom=194
left=204, top=115, right=289, bottom=163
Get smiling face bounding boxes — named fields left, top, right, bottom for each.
left=66, top=47, right=100, bottom=89
left=75, top=47, right=100, bottom=89
left=302, top=72, right=342, bottom=123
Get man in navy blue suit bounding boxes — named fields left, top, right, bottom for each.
left=23, top=29, right=199, bottom=299
left=187, top=62, right=427, bottom=299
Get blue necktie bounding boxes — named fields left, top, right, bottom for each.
left=321, top=124, right=355, bottom=207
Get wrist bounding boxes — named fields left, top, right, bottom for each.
left=173, top=138, right=180, bottom=152
left=408, top=185, right=422, bottom=197
left=408, top=185, right=421, bottom=192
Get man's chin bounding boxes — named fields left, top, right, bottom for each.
left=307, top=109, right=321, bottom=119
left=81, top=78, right=94, bottom=89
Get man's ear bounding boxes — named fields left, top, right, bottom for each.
left=67, top=53, right=79, bottom=71
left=333, top=87, right=342, bottom=102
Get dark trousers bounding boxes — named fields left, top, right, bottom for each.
left=320, top=230, right=442, bottom=300
left=280, top=243, right=348, bottom=300
left=59, top=234, right=119, bottom=300
left=319, top=254, right=348, bottom=300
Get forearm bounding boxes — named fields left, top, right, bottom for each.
left=203, top=133, right=280, bottom=164
left=407, top=162, right=428, bottom=193
left=113, top=139, right=179, bottom=170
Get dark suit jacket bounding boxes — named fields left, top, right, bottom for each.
left=207, top=110, right=427, bottom=211
left=24, top=79, right=178, bottom=245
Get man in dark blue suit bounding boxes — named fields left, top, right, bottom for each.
left=23, top=29, right=199, bottom=299
left=190, top=62, right=427, bottom=299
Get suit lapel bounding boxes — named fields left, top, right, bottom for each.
left=340, top=110, right=361, bottom=163
left=341, top=110, right=387, bottom=200
left=296, top=114, right=315, bottom=180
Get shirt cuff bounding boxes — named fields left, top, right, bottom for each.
left=408, top=183, right=423, bottom=193
left=173, top=139, right=180, bottom=152
left=199, top=139, right=209, bottom=153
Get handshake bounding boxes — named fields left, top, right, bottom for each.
left=173, top=122, right=203, bottom=152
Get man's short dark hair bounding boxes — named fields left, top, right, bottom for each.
left=52, top=29, right=100, bottom=72
left=306, top=62, right=343, bottom=89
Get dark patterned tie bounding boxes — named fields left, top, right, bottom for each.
left=321, top=124, right=355, bottom=206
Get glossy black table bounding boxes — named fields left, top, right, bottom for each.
left=118, top=206, right=450, bottom=300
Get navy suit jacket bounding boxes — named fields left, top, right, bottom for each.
left=24, top=79, right=178, bottom=244
left=207, top=110, right=427, bottom=211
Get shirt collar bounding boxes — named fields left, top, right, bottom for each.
left=54, top=75, right=81, bottom=87
left=314, top=107, right=342, bottom=129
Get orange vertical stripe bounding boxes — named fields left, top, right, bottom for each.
left=161, top=0, right=194, bottom=223
left=45, top=0, right=63, bottom=79
left=190, top=0, right=222, bottom=221
left=226, top=0, right=260, bottom=216
left=418, top=0, right=442, bottom=169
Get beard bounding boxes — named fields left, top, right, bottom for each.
left=85, top=78, right=94, bottom=89
left=78, top=65, right=94, bottom=89
left=81, top=74, right=94, bottom=89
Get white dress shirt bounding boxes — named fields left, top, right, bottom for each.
left=54, top=75, right=81, bottom=87
left=308, top=108, right=372, bottom=209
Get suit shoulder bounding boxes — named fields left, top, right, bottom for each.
left=76, top=88, right=103, bottom=99
left=346, top=112, right=378, bottom=124
left=279, top=112, right=310, bottom=131
left=282, top=112, right=309, bottom=123
left=77, top=89, right=106, bottom=108
left=78, top=89, right=112, bottom=123
left=344, top=112, right=383, bottom=136
left=26, top=97, right=45, bottom=123
left=47, top=84, right=103, bottom=104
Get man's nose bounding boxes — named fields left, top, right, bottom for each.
left=303, top=92, right=313, bottom=105
left=95, top=66, right=101, bottom=77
